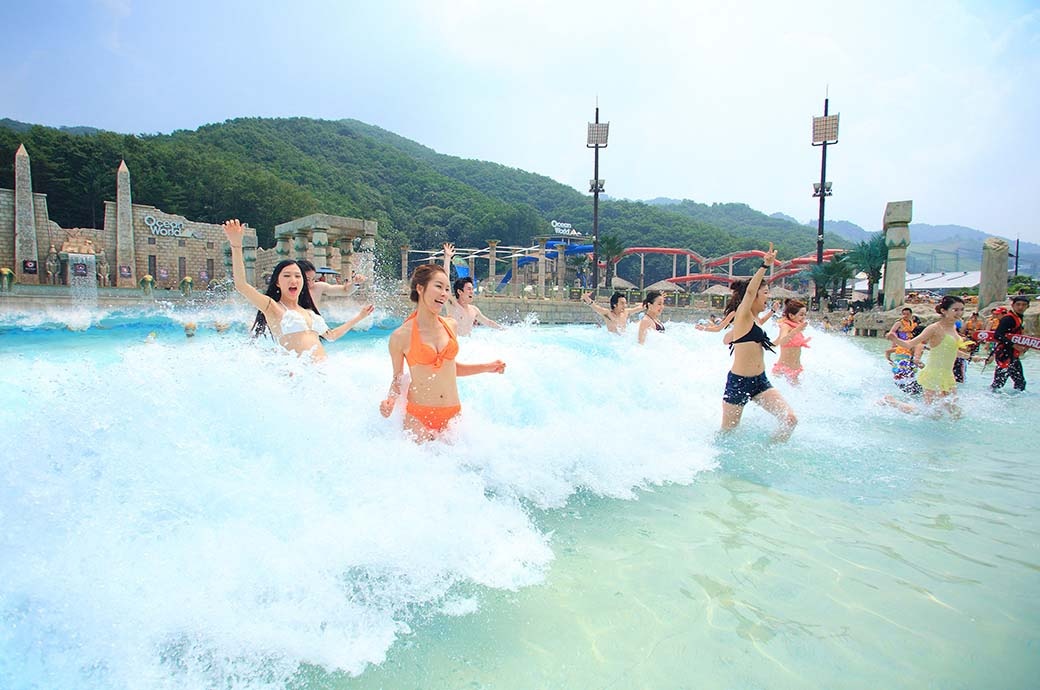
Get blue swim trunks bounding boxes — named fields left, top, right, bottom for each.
left=723, top=371, right=773, bottom=406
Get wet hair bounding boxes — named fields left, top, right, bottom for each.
left=643, top=291, right=663, bottom=308
left=609, top=292, right=625, bottom=310
left=296, top=259, right=316, bottom=274
left=252, top=260, right=319, bottom=338
left=935, top=295, right=965, bottom=315
left=453, top=276, right=473, bottom=299
left=409, top=264, right=448, bottom=303
left=782, top=299, right=807, bottom=319
left=1011, top=295, right=1030, bottom=305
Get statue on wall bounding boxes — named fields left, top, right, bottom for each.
left=45, top=245, right=60, bottom=285
left=96, top=248, right=111, bottom=287
left=60, top=228, right=96, bottom=255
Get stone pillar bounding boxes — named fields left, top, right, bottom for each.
left=243, top=227, right=258, bottom=287
left=487, top=241, right=499, bottom=293
left=511, top=255, right=520, bottom=297
left=400, top=244, right=410, bottom=285
left=979, top=237, right=1010, bottom=310
left=467, top=254, right=476, bottom=289
left=341, top=247, right=354, bottom=283
left=639, top=253, right=646, bottom=289
left=882, top=200, right=913, bottom=311
left=536, top=239, right=548, bottom=298
left=293, top=231, right=309, bottom=261
left=13, top=145, right=40, bottom=284
left=311, top=228, right=329, bottom=269
left=556, top=245, right=567, bottom=297
left=275, top=233, right=291, bottom=259
left=113, top=160, right=136, bottom=287
left=357, top=220, right=377, bottom=296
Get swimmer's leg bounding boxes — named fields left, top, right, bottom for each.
left=720, top=401, right=745, bottom=432
left=753, top=388, right=798, bottom=442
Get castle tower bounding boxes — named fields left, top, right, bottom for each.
left=114, top=160, right=136, bottom=287
left=14, top=144, right=40, bottom=284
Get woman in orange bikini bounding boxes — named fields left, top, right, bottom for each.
left=772, top=299, right=811, bottom=383
left=380, top=264, right=506, bottom=441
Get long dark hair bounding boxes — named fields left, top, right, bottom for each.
left=643, top=291, right=663, bottom=308
left=723, top=279, right=749, bottom=316
left=252, top=260, right=320, bottom=338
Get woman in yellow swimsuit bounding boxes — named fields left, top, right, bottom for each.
left=885, top=295, right=966, bottom=416
left=380, top=264, right=506, bottom=441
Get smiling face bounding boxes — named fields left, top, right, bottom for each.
left=612, top=297, right=628, bottom=314
left=458, top=281, right=475, bottom=305
left=941, top=302, right=965, bottom=323
left=793, top=307, right=807, bottom=323
left=416, top=268, right=451, bottom=314
left=304, top=269, right=317, bottom=289
left=647, top=295, right=665, bottom=316
left=753, top=285, right=770, bottom=311
left=276, top=263, right=304, bottom=302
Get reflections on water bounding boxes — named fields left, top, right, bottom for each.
left=1, top=306, right=1037, bottom=690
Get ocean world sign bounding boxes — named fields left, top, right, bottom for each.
left=551, top=220, right=583, bottom=236
left=145, top=215, right=198, bottom=239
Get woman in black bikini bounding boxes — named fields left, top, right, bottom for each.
left=638, top=291, right=666, bottom=344
left=720, top=244, right=797, bottom=441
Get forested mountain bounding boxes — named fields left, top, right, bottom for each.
left=1, top=117, right=844, bottom=283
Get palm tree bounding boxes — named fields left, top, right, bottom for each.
left=808, top=256, right=855, bottom=310
left=847, top=235, right=888, bottom=307
left=598, top=234, right=626, bottom=289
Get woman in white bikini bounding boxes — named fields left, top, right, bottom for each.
left=223, top=219, right=373, bottom=361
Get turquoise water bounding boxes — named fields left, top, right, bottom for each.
left=1, top=305, right=1037, bottom=689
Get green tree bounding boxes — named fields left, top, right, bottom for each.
left=846, top=235, right=888, bottom=307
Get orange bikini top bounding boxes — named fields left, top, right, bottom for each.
left=781, top=318, right=812, bottom=348
left=404, top=313, right=459, bottom=370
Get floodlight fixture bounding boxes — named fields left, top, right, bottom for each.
left=587, top=122, right=610, bottom=148
left=812, top=181, right=833, bottom=197
left=811, top=114, right=840, bottom=145
left=589, top=179, right=605, bottom=193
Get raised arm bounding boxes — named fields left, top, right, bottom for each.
left=581, top=291, right=611, bottom=317
left=756, top=301, right=779, bottom=325
left=626, top=304, right=646, bottom=317
left=733, top=244, right=776, bottom=325
left=223, top=220, right=272, bottom=312
left=775, top=319, right=806, bottom=347
left=442, top=243, right=458, bottom=307
left=325, top=304, right=375, bottom=342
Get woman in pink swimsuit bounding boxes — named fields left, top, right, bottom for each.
left=772, top=299, right=811, bottom=384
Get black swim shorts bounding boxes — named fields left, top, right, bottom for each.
left=723, top=371, right=773, bottom=406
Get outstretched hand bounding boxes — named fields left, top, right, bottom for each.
left=223, top=219, right=245, bottom=246
left=356, top=304, right=375, bottom=319
left=443, top=242, right=455, bottom=261
left=486, top=360, right=506, bottom=374
left=763, top=242, right=778, bottom=267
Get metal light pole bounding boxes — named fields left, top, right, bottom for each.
left=811, top=97, right=839, bottom=310
left=587, top=108, right=609, bottom=291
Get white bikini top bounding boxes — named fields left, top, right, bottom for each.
left=280, top=308, right=329, bottom=336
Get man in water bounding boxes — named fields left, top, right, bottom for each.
left=442, top=243, right=504, bottom=336
left=991, top=296, right=1029, bottom=392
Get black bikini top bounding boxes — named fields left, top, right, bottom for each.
left=652, top=318, right=665, bottom=332
left=729, top=322, right=775, bottom=354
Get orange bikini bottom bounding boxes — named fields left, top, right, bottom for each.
left=405, top=401, right=462, bottom=431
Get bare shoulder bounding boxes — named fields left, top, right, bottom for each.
left=444, top=316, right=460, bottom=332
left=388, top=323, right=409, bottom=349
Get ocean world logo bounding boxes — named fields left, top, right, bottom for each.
left=145, top=215, right=197, bottom=239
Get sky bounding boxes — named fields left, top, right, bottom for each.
left=4, top=0, right=1039, bottom=243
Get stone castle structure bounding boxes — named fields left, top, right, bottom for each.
left=0, top=145, right=376, bottom=291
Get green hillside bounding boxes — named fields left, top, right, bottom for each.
left=0, top=117, right=843, bottom=284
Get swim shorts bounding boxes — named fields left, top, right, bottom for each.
left=723, top=371, right=773, bottom=406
